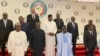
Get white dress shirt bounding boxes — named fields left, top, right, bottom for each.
left=3, top=19, right=7, bottom=27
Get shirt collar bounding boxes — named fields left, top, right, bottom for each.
left=3, top=19, right=7, bottom=21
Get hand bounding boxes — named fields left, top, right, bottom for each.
left=48, top=32, right=55, bottom=36
left=57, top=29, right=62, bottom=32
left=9, top=53, right=12, bottom=56
left=24, top=51, right=26, bottom=54
left=31, top=50, right=33, bottom=52
left=86, top=48, right=89, bottom=51
left=43, top=47, right=45, bottom=53
left=71, top=45, right=73, bottom=48
left=0, top=49, right=2, bottom=52
left=77, top=36, right=79, bottom=40
left=27, top=47, right=33, bottom=52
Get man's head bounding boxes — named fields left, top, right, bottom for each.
left=88, top=25, right=94, bottom=31
left=3, top=13, right=8, bottom=20
left=88, top=19, right=93, bottom=25
left=15, top=22, right=21, bottom=32
left=30, top=8, right=35, bottom=14
left=56, top=13, right=60, bottom=18
left=19, top=16, right=24, bottom=23
left=48, top=14, right=52, bottom=21
left=35, top=22, right=41, bottom=30
left=62, top=25, right=67, bottom=33
left=71, top=16, right=75, bottom=22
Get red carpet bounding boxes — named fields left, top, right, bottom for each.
left=75, top=45, right=100, bottom=56
left=3, top=44, right=100, bottom=56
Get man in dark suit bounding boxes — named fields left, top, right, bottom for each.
left=54, top=13, right=64, bottom=46
left=84, top=25, right=97, bottom=56
left=54, top=13, right=64, bottom=33
left=29, top=22, right=45, bottom=56
left=27, top=9, right=40, bottom=31
left=84, top=19, right=97, bottom=36
left=0, top=13, right=13, bottom=56
left=67, top=16, right=79, bottom=55
left=19, top=16, right=29, bottom=40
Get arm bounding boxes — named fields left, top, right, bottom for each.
left=53, top=22, right=57, bottom=34
left=29, top=31, right=33, bottom=49
left=67, top=23, right=70, bottom=32
left=56, top=34, right=61, bottom=55
left=62, top=19, right=64, bottom=27
left=37, top=15, right=40, bottom=22
left=43, top=30, right=45, bottom=48
left=26, top=23, right=30, bottom=41
left=7, top=32, right=12, bottom=54
left=94, top=25, right=97, bottom=37
left=76, top=23, right=79, bottom=39
left=69, top=33, right=72, bottom=45
left=27, top=15, right=30, bottom=23
left=83, top=32, right=87, bottom=48
left=84, top=25, right=87, bottom=32
left=49, top=22, right=57, bottom=36
left=10, top=21, right=13, bottom=31
left=41, top=22, right=49, bottom=34
left=23, top=32, right=28, bottom=52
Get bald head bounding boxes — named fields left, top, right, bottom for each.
left=15, top=22, right=21, bottom=32
left=71, top=16, right=75, bottom=22
left=56, top=13, right=60, bottom=18
left=30, top=8, right=35, bottom=14
left=88, top=19, right=93, bottom=25
left=35, top=22, right=41, bottom=30
left=62, top=25, right=67, bottom=33
left=19, top=16, right=24, bottom=23
left=3, top=13, right=8, bottom=20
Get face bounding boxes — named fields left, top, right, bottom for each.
left=15, top=25, right=21, bottom=31
left=63, top=28, right=67, bottom=33
left=56, top=14, right=60, bottom=18
left=31, top=9, right=35, bottom=14
left=48, top=16, right=52, bottom=21
left=89, top=25, right=94, bottom=31
left=3, top=13, right=8, bottom=20
left=71, top=17, right=75, bottom=22
left=19, top=16, right=24, bottom=23
left=88, top=20, right=93, bottom=25
left=35, top=22, right=40, bottom=29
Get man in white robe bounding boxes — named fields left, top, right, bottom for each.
left=42, top=14, right=57, bottom=56
left=56, top=26, right=73, bottom=56
left=7, top=22, right=28, bottom=56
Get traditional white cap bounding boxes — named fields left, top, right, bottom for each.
left=15, top=22, right=21, bottom=26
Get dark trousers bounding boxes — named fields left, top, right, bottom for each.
left=0, top=43, right=5, bottom=56
left=32, top=48, right=43, bottom=56
left=72, top=37, right=77, bottom=55
left=86, top=47, right=95, bottom=56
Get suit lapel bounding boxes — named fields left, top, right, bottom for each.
left=70, top=22, right=73, bottom=28
left=88, top=31, right=94, bottom=37
left=6, top=20, right=9, bottom=28
left=31, top=14, right=36, bottom=20
left=70, top=22, right=76, bottom=30
left=1, top=19, right=6, bottom=28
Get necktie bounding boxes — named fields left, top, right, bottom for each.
left=72, top=23, right=75, bottom=29
left=4, top=20, right=7, bottom=27
left=32, top=15, right=34, bottom=19
left=91, top=31, right=93, bottom=35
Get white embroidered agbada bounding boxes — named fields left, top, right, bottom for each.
left=56, top=32, right=73, bottom=56
left=7, top=30, right=28, bottom=56
left=42, top=20, right=57, bottom=56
